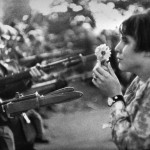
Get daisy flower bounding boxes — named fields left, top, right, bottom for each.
left=95, top=44, right=111, bottom=63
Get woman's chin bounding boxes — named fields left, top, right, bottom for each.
left=118, top=64, right=127, bottom=72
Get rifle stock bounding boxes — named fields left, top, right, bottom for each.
left=0, top=53, right=96, bottom=86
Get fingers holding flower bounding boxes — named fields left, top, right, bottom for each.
left=92, top=63, right=122, bottom=97
left=92, top=43, right=122, bottom=97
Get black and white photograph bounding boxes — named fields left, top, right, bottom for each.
left=0, top=0, right=150, bottom=150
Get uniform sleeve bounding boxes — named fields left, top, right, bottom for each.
left=110, top=79, right=150, bottom=150
left=0, top=79, right=32, bottom=99
left=0, top=61, right=33, bottom=99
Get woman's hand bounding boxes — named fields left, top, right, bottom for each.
left=92, top=62, right=122, bottom=97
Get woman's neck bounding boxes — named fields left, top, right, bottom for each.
left=136, top=66, right=150, bottom=82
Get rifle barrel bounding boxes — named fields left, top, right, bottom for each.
left=0, top=53, right=96, bottom=86
left=40, top=53, right=96, bottom=69
left=0, top=92, right=38, bottom=105
left=40, top=54, right=81, bottom=70
left=19, top=49, right=84, bottom=67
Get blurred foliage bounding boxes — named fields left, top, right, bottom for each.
left=2, top=0, right=150, bottom=28
left=105, top=0, right=150, bottom=9
left=3, top=0, right=31, bottom=25
left=47, top=1, right=95, bottom=34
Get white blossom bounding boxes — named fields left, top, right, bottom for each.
left=95, top=44, right=111, bottom=63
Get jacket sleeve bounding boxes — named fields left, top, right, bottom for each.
left=0, top=61, right=33, bottom=99
left=110, top=78, right=150, bottom=150
left=0, top=79, right=32, bottom=99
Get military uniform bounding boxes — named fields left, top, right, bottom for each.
left=0, top=60, right=36, bottom=150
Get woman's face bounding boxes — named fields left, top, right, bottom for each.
left=115, top=35, right=143, bottom=73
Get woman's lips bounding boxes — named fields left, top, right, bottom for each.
left=117, top=57, right=122, bottom=62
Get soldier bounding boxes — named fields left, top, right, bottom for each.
left=0, top=24, right=49, bottom=150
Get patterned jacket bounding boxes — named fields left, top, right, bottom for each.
left=111, top=76, right=150, bottom=150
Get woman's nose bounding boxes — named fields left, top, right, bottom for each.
left=115, top=42, right=121, bottom=53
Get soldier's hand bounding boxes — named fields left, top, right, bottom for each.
left=29, top=66, right=52, bottom=82
left=29, top=66, right=44, bottom=81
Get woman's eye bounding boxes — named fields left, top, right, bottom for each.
left=123, top=39, right=128, bottom=44
left=122, top=37, right=128, bottom=44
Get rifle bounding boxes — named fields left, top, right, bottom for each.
left=18, top=49, right=84, bottom=67
left=0, top=53, right=96, bottom=86
left=0, top=87, right=83, bottom=117
left=23, top=70, right=92, bottom=96
left=23, top=78, right=68, bottom=95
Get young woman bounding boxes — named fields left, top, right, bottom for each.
left=92, top=9, right=150, bottom=150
